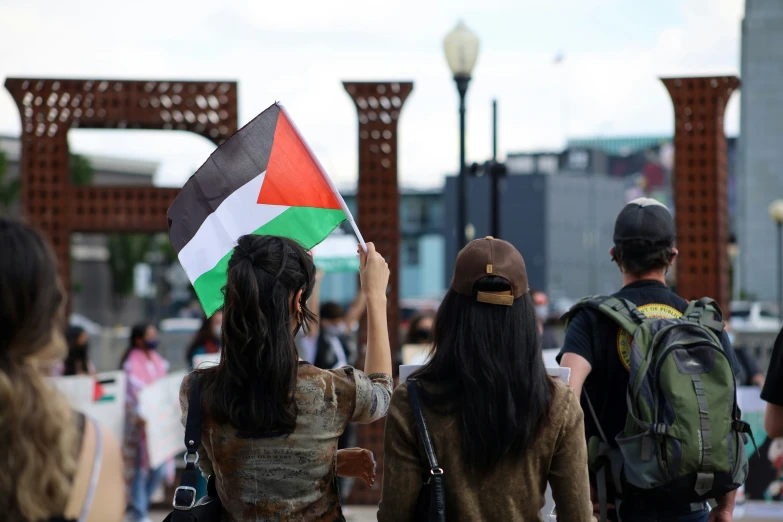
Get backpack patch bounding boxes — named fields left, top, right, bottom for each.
left=616, top=303, right=682, bottom=371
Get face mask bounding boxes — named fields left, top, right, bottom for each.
left=323, top=324, right=346, bottom=336
left=535, top=305, right=549, bottom=320
left=212, top=325, right=222, bottom=339
left=144, top=339, right=159, bottom=351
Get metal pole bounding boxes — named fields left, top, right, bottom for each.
left=491, top=99, right=499, bottom=238
left=456, top=76, right=470, bottom=248
left=778, top=222, right=783, bottom=322
left=492, top=99, right=497, bottom=162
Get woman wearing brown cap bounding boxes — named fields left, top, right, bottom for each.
left=378, top=237, right=593, bottom=522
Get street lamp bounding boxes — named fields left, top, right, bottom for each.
left=444, top=21, right=480, bottom=248
left=769, top=199, right=783, bottom=322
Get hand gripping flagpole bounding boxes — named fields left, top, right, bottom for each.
left=278, top=103, right=368, bottom=253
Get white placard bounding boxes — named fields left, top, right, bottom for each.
left=50, top=371, right=127, bottom=443
left=192, top=352, right=220, bottom=369
left=89, top=371, right=126, bottom=442
left=138, top=371, right=188, bottom=469
left=50, top=374, right=94, bottom=406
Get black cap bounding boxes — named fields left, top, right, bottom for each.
left=613, top=197, right=675, bottom=249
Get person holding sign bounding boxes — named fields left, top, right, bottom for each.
left=179, top=235, right=392, bottom=521
left=0, top=217, right=125, bottom=522
left=119, top=324, right=171, bottom=522
left=378, top=237, right=593, bottom=522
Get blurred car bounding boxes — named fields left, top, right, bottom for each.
left=729, top=301, right=782, bottom=332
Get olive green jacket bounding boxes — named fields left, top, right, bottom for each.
left=378, top=379, right=594, bottom=522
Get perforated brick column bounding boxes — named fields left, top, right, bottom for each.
left=4, top=78, right=238, bottom=307
left=343, top=81, right=413, bottom=504
left=661, top=76, right=739, bottom=315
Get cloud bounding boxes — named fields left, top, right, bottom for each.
left=0, top=0, right=745, bottom=189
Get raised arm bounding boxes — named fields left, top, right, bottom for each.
left=359, top=242, right=392, bottom=377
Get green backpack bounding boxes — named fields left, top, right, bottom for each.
left=564, top=296, right=756, bottom=521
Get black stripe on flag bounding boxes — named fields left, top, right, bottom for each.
left=167, top=103, right=281, bottom=254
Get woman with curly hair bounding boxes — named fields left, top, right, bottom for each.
left=0, top=217, right=125, bottom=522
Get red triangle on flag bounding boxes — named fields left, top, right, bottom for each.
left=257, top=111, right=342, bottom=210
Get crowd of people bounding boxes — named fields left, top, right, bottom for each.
left=2, top=195, right=783, bottom=522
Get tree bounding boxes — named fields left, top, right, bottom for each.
left=0, top=150, right=20, bottom=213
left=70, top=153, right=95, bottom=186
left=107, top=233, right=153, bottom=299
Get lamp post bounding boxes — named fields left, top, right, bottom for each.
left=769, top=199, right=783, bottom=322
left=444, top=21, right=479, bottom=248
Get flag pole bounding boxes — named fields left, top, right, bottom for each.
left=277, top=103, right=368, bottom=252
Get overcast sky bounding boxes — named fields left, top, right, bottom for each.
left=0, top=0, right=744, bottom=189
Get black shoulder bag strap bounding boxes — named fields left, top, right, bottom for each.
left=172, top=374, right=204, bottom=522
left=407, top=379, right=446, bottom=522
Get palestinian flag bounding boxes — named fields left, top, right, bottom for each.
left=168, top=103, right=360, bottom=317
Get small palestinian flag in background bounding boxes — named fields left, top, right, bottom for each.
left=168, top=103, right=363, bottom=317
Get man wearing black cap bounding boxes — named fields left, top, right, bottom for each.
left=558, top=198, right=741, bottom=522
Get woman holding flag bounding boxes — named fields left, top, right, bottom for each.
left=178, top=234, right=392, bottom=520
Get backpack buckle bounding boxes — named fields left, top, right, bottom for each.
left=172, top=486, right=197, bottom=510
left=654, top=424, right=669, bottom=436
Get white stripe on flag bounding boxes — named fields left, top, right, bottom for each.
left=177, top=171, right=289, bottom=283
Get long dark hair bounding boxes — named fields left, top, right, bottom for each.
left=198, top=235, right=317, bottom=435
left=118, top=323, right=150, bottom=369
left=412, top=276, right=554, bottom=475
left=63, top=326, right=88, bottom=376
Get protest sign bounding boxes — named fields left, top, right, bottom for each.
left=50, top=371, right=126, bottom=442
left=138, top=371, right=188, bottom=469
left=737, top=386, right=783, bottom=511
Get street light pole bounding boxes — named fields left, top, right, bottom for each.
left=457, top=76, right=469, bottom=248
left=444, top=21, right=480, bottom=249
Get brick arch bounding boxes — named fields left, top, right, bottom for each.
left=343, top=80, right=413, bottom=504
left=661, top=75, right=739, bottom=314
left=3, top=78, right=238, bottom=304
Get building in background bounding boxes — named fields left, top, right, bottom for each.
left=319, top=189, right=446, bottom=313
left=738, top=0, right=783, bottom=302
left=444, top=172, right=626, bottom=301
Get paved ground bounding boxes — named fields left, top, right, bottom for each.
left=151, top=503, right=783, bottom=521
left=150, top=505, right=377, bottom=521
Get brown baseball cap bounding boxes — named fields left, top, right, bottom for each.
left=451, top=236, right=529, bottom=306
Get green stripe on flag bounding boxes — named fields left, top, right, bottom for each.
left=193, top=206, right=346, bottom=317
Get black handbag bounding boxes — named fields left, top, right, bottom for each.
left=407, top=379, right=446, bottom=522
left=163, top=374, right=222, bottom=522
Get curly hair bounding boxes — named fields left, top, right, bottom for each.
left=0, top=217, right=78, bottom=521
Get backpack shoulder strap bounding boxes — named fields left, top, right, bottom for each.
left=683, top=298, right=725, bottom=333
left=562, top=295, right=647, bottom=337
left=406, top=379, right=443, bottom=480
left=172, top=374, right=203, bottom=519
